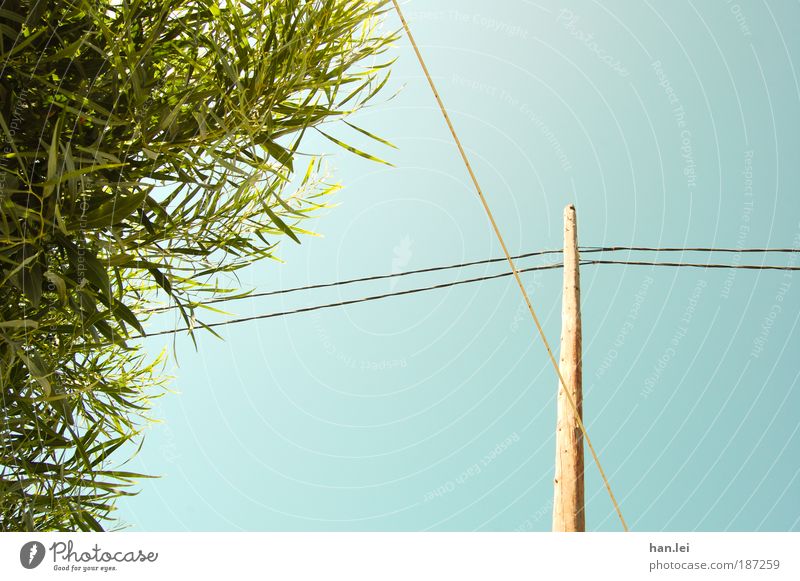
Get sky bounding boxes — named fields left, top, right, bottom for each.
left=116, top=0, right=800, bottom=531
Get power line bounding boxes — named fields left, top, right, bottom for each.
left=145, top=246, right=800, bottom=314
left=146, top=258, right=800, bottom=337
left=586, top=246, right=800, bottom=254
left=146, top=261, right=565, bottom=337
left=144, top=248, right=566, bottom=313
left=583, top=260, right=800, bottom=271
left=348, top=0, right=624, bottom=531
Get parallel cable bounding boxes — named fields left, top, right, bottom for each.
left=583, top=259, right=800, bottom=271
left=585, top=246, right=800, bottom=254
left=390, top=0, right=628, bottom=530
left=145, top=248, right=566, bottom=313
left=581, top=260, right=800, bottom=270
left=145, top=259, right=800, bottom=337
left=145, top=247, right=800, bottom=314
left=146, top=262, right=565, bottom=337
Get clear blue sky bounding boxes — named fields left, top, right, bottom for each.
left=117, top=0, right=799, bottom=531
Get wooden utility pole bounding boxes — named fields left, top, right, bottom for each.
left=552, top=204, right=585, bottom=532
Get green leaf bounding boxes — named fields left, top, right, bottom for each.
left=81, top=251, right=111, bottom=301
left=317, top=129, right=395, bottom=166
left=0, top=319, right=39, bottom=330
left=81, top=190, right=148, bottom=228
left=263, top=204, right=300, bottom=243
left=44, top=271, right=68, bottom=304
left=21, top=261, right=43, bottom=307
left=0, top=0, right=397, bottom=531
left=38, top=163, right=126, bottom=190
left=147, top=267, right=173, bottom=295
left=343, top=120, right=397, bottom=149
left=0, top=25, right=44, bottom=59
left=81, top=511, right=105, bottom=532
left=16, top=346, right=52, bottom=396
left=261, top=140, right=294, bottom=172
left=44, top=117, right=63, bottom=199
left=111, top=298, right=145, bottom=336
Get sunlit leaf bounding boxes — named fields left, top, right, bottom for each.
left=317, top=128, right=395, bottom=166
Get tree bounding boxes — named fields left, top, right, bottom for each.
left=0, top=0, right=395, bottom=531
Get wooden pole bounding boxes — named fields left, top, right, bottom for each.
left=552, top=204, right=585, bottom=532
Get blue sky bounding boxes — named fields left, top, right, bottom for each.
left=116, top=0, right=799, bottom=531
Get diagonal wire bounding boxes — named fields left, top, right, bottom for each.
left=390, top=0, right=628, bottom=530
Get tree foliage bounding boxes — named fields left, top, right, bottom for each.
left=0, top=0, right=394, bottom=530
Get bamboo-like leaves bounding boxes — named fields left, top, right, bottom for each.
left=1, top=0, right=396, bottom=532
left=317, top=128, right=395, bottom=166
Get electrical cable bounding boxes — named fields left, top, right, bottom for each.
left=145, top=248, right=566, bottom=313
left=393, top=0, right=629, bottom=530
left=585, top=246, right=800, bottom=254
left=145, top=247, right=800, bottom=314
left=583, top=260, right=800, bottom=271
left=146, top=261, right=565, bottom=337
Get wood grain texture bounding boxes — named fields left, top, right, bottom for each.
left=552, top=204, right=585, bottom=532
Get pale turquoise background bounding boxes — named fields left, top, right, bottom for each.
left=117, top=0, right=799, bottom=531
